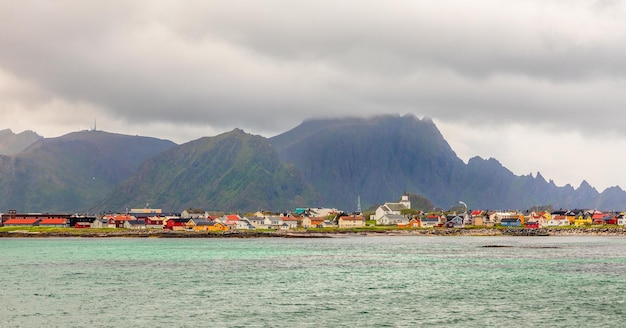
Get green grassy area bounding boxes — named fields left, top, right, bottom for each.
left=0, top=226, right=125, bottom=234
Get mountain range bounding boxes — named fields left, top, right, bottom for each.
left=1, top=115, right=626, bottom=213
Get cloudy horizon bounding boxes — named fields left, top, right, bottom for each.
left=2, top=0, right=625, bottom=192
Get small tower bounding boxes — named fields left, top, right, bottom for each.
left=357, top=195, right=362, bottom=213
left=400, top=193, right=411, bottom=210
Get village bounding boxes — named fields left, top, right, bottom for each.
left=2, top=194, right=626, bottom=232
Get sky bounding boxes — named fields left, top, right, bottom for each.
left=1, top=0, right=626, bottom=191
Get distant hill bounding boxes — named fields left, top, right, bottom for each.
left=0, top=130, right=176, bottom=212
left=0, top=129, right=42, bottom=155
left=272, top=114, right=626, bottom=211
left=94, top=129, right=319, bottom=213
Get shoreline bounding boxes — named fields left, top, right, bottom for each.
left=1, top=227, right=626, bottom=238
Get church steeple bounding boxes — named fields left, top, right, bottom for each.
left=400, top=192, right=411, bottom=209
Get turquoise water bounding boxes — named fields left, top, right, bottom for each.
left=1, top=236, right=625, bottom=327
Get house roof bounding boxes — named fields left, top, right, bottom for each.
left=384, top=203, right=407, bottom=211
left=339, top=215, right=363, bottom=221
left=4, top=218, right=40, bottom=225
left=193, top=221, right=214, bottom=226
left=39, top=218, right=67, bottom=225
left=126, top=220, right=146, bottom=225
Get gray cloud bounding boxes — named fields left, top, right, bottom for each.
left=2, top=0, right=626, bottom=189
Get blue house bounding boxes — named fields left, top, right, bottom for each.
left=500, top=218, right=522, bottom=227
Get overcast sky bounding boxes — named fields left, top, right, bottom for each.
left=1, top=1, right=625, bottom=192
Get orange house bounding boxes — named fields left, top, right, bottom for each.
left=409, top=218, right=420, bottom=228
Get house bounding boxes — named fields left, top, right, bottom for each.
left=617, top=214, right=626, bottom=226
left=68, top=215, right=96, bottom=227
left=338, top=215, right=365, bottom=228
left=91, top=218, right=109, bottom=228
left=236, top=219, right=255, bottom=230
left=546, top=215, right=569, bottom=227
left=207, top=222, right=228, bottom=232
left=186, top=219, right=215, bottom=231
left=144, top=216, right=165, bottom=229
left=372, top=194, right=411, bottom=222
left=491, top=212, right=521, bottom=224
left=599, top=214, right=618, bottom=225
left=165, top=218, right=189, bottom=231
left=124, top=220, right=147, bottom=229
left=525, top=221, right=540, bottom=229
left=472, top=215, right=492, bottom=227
left=74, top=222, right=91, bottom=228
left=420, top=215, right=441, bottom=228
left=500, top=218, right=522, bottom=227
left=104, top=215, right=136, bottom=228
left=267, top=216, right=284, bottom=229
left=297, top=207, right=340, bottom=218
left=301, top=216, right=326, bottom=228
left=574, top=215, right=592, bottom=227
left=181, top=209, right=208, bottom=219
left=3, top=218, right=40, bottom=226
left=39, top=218, right=68, bottom=228
left=281, top=217, right=299, bottom=229
left=445, top=215, right=464, bottom=228
left=377, top=214, right=409, bottom=226
left=470, top=210, right=489, bottom=226
left=409, top=218, right=420, bottom=228
left=1, top=211, right=73, bottom=225
left=223, top=214, right=242, bottom=222
left=247, top=216, right=272, bottom=229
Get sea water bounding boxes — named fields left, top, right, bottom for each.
left=0, top=236, right=625, bottom=327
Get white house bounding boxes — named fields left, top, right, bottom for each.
left=377, top=214, right=409, bottom=226
left=247, top=216, right=272, bottom=229
left=181, top=209, right=208, bottom=219
left=372, top=194, right=411, bottom=223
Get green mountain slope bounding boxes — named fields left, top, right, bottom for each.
left=0, top=130, right=176, bottom=212
left=94, top=129, right=319, bottom=213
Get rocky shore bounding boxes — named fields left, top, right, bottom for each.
left=1, top=227, right=626, bottom=238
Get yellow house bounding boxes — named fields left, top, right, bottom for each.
left=574, top=215, right=592, bottom=227
left=207, top=222, right=228, bottom=232
left=186, top=219, right=228, bottom=232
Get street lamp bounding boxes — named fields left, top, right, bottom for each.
left=459, top=201, right=469, bottom=226
left=459, top=201, right=468, bottom=213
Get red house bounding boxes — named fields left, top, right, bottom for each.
left=164, top=218, right=189, bottom=230
left=525, top=221, right=539, bottom=229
